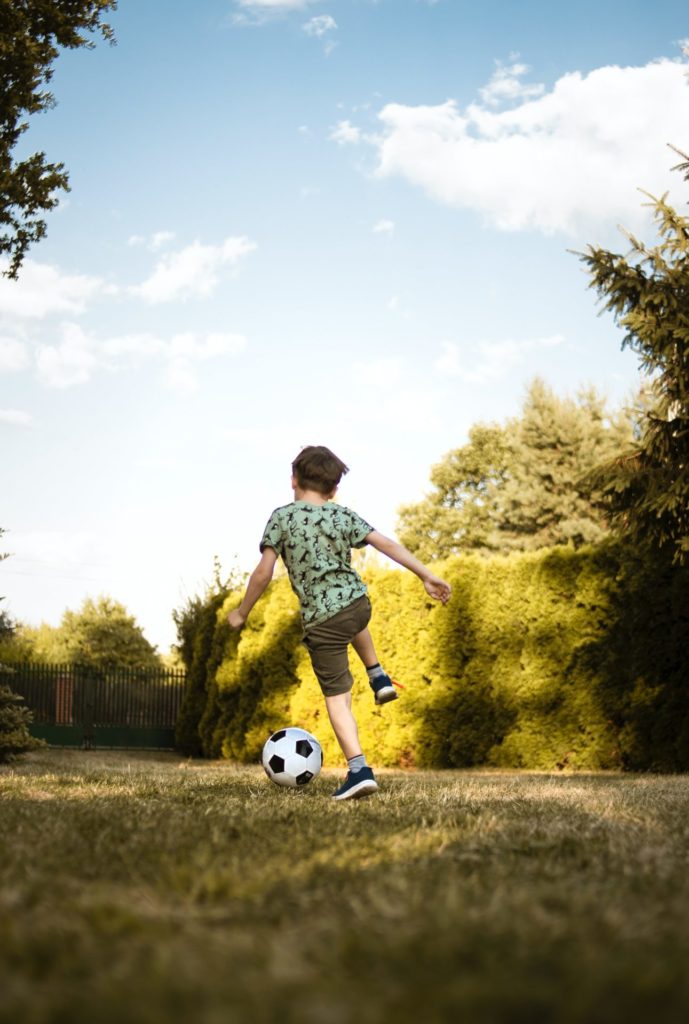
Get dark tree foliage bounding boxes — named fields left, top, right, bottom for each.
left=0, top=0, right=116, bottom=277
left=578, top=150, right=689, bottom=563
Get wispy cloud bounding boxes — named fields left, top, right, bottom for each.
left=303, top=14, right=336, bottom=36
left=0, top=336, right=29, bottom=372
left=127, top=230, right=176, bottom=252
left=348, top=56, right=689, bottom=237
left=232, top=0, right=322, bottom=25
left=303, top=14, right=337, bottom=53
left=479, top=57, right=545, bottom=106
left=35, top=324, right=248, bottom=390
left=237, top=0, right=319, bottom=8
left=373, top=218, right=395, bottom=235
left=0, top=408, right=32, bottom=426
left=132, top=236, right=257, bottom=304
left=435, top=335, right=564, bottom=384
left=329, top=119, right=363, bottom=145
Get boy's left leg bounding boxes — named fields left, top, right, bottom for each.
left=351, top=626, right=398, bottom=705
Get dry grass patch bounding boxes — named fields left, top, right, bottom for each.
left=1, top=750, right=689, bottom=1023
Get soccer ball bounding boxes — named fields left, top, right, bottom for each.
left=262, top=727, right=323, bottom=788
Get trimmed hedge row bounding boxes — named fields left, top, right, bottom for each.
left=175, top=546, right=689, bottom=771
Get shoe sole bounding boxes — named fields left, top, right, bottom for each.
left=374, top=687, right=398, bottom=706
left=332, top=780, right=379, bottom=801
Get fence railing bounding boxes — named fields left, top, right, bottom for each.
left=1, top=662, right=188, bottom=749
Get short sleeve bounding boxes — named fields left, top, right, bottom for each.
left=260, top=510, right=284, bottom=556
left=345, top=509, right=374, bottom=549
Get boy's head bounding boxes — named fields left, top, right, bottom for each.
left=291, top=445, right=349, bottom=497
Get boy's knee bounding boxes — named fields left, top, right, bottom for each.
left=317, top=667, right=353, bottom=698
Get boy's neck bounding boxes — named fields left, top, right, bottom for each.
left=293, top=486, right=333, bottom=506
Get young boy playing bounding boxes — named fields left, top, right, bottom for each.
left=227, top=445, right=452, bottom=800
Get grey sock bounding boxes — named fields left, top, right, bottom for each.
left=348, top=754, right=367, bottom=773
left=366, top=663, right=385, bottom=681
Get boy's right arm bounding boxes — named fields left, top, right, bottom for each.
left=227, top=547, right=279, bottom=629
left=365, top=531, right=452, bottom=604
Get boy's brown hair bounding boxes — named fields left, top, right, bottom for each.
left=292, top=445, right=349, bottom=496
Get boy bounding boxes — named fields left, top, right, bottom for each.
left=228, top=445, right=451, bottom=800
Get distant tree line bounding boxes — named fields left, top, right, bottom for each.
left=0, top=595, right=161, bottom=671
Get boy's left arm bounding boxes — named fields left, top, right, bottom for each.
left=228, top=548, right=279, bottom=629
left=364, top=531, right=452, bottom=604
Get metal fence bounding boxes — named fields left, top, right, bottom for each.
left=2, top=662, right=187, bottom=750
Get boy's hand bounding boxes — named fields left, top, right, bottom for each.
left=227, top=609, right=246, bottom=630
left=423, top=575, right=452, bottom=604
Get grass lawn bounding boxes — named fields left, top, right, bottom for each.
left=2, top=750, right=689, bottom=1024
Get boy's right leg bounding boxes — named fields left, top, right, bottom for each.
left=325, top=692, right=378, bottom=800
left=352, top=626, right=398, bottom=705
left=324, top=690, right=362, bottom=761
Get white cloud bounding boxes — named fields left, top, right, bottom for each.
left=101, top=332, right=167, bottom=362
left=0, top=259, right=104, bottom=319
left=479, top=58, right=545, bottom=106
left=0, top=336, right=29, bottom=372
left=303, top=14, right=337, bottom=52
left=329, top=119, right=363, bottom=146
left=232, top=0, right=321, bottom=22
left=373, top=219, right=395, bottom=235
left=0, top=408, right=32, bottom=426
left=303, top=14, right=336, bottom=36
left=36, top=323, right=99, bottom=389
left=368, top=57, right=689, bottom=237
left=163, top=333, right=247, bottom=392
left=128, top=230, right=176, bottom=251
left=236, top=0, right=320, bottom=10
left=133, top=236, right=257, bottom=304
left=35, top=323, right=248, bottom=389
left=435, top=335, right=564, bottom=384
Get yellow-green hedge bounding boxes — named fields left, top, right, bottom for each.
left=175, top=545, right=689, bottom=771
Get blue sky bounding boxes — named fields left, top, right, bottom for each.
left=2, top=0, right=689, bottom=651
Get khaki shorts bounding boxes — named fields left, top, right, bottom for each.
left=302, top=595, right=372, bottom=697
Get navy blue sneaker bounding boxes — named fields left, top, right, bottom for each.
left=332, top=766, right=378, bottom=800
left=370, top=673, right=399, bottom=706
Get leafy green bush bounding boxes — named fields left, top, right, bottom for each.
left=176, top=545, right=689, bottom=771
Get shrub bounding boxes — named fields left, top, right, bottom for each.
left=176, top=545, right=689, bottom=771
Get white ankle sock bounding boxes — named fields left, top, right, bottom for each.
left=366, top=663, right=385, bottom=681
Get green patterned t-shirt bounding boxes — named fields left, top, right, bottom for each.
left=260, top=501, right=373, bottom=629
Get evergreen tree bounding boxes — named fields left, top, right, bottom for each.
left=397, top=379, right=634, bottom=559
left=0, top=681, right=43, bottom=761
left=497, top=380, right=634, bottom=551
left=577, top=150, right=689, bottom=563
left=1, top=0, right=116, bottom=277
